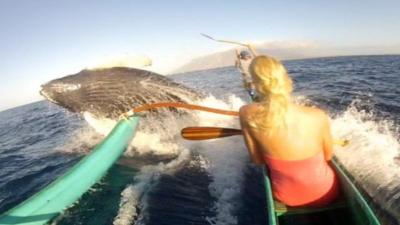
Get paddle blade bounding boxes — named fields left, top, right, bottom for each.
left=181, top=127, right=242, bottom=140
left=200, top=33, right=216, bottom=41
left=334, top=139, right=350, bottom=147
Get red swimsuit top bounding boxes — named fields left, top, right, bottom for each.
left=264, top=152, right=339, bottom=207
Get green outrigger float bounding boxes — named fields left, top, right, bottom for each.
left=264, top=158, right=381, bottom=225
left=0, top=116, right=139, bottom=225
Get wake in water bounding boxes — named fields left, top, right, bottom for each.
left=111, top=95, right=247, bottom=225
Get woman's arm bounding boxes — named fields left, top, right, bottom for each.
left=239, top=107, right=264, bottom=165
left=235, top=59, right=240, bottom=69
left=234, top=50, right=241, bottom=69
left=246, top=44, right=258, bottom=57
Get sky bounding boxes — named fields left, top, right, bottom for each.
left=0, top=0, right=399, bottom=111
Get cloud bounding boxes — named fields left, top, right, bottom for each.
left=172, top=39, right=320, bottom=73
left=88, top=55, right=152, bottom=70
left=254, top=40, right=318, bottom=49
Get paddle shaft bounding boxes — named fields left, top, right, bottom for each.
left=200, top=33, right=258, bottom=57
left=181, top=126, right=349, bottom=147
left=181, top=127, right=242, bottom=140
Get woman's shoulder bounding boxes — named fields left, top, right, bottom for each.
left=239, top=103, right=259, bottom=117
left=296, top=105, right=329, bottom=121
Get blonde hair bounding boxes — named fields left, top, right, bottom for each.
left=249, top=55, right=293, bottom=132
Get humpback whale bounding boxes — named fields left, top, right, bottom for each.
left=40, top=67, right=203, bottom=134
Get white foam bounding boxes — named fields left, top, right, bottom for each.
left=331, top=102, right=400, bottom=219
left=189, top=95, right=248, bottom=225
left=83, top=112, right=117, bottom=136
left=56, top=124, right=103, bottom=154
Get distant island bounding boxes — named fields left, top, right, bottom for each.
left=172, top=41, right=400, bottom=74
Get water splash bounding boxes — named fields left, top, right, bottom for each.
left=332, top=100, right=400, bottom=223
left=112, top=95, right=247, bottom=225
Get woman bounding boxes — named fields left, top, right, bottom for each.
left=239, top=55, right=339, bottom=207
left=235, top=50, right=256, bottom=98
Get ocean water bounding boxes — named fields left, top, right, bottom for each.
left=0, top=55, right=399, bottom=225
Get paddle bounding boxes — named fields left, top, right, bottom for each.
left=200, top=33, right=258, bottom=57
left=181, top=126, right=350, bottom=147
left=181, top=127, right=242, bottom=140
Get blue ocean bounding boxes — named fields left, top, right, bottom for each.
left=0, top=55, right=399, bottom=225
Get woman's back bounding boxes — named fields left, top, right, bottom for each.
left=240, top=103, right=332, bottom=161
left=264, top=152, right=339, bottom=207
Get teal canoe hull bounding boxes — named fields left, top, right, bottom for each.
left=0, top=116, right=139, bottom=225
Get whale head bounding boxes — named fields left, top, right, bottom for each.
left=40, top=67, right=202, bottom=120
